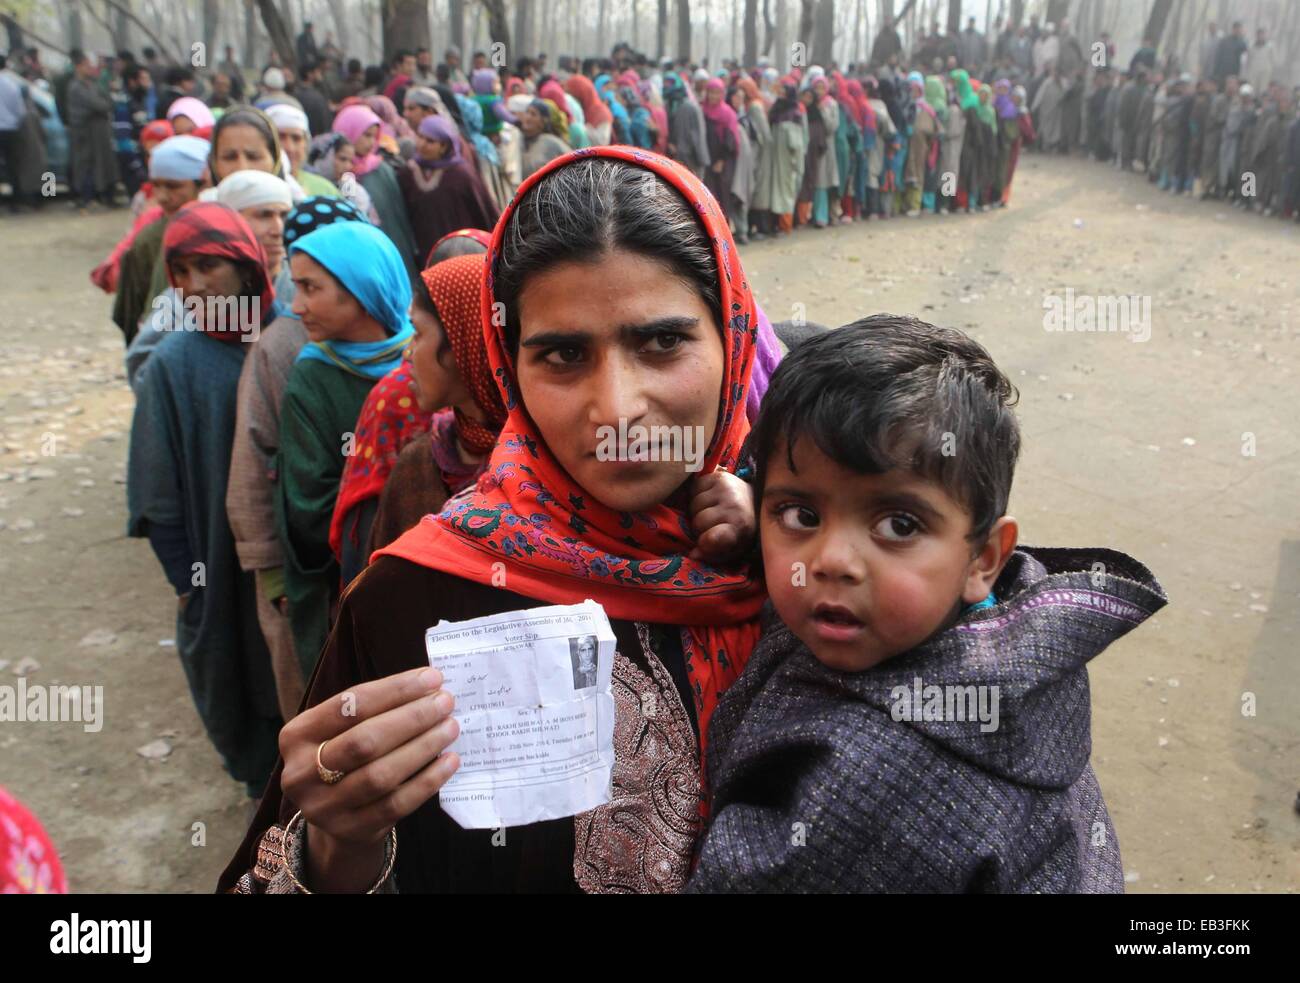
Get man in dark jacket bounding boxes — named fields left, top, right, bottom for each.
left=1212, top=21, right=1249, bottom=84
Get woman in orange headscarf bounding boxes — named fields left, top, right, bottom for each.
left=221, top=147, right=765, bottom=895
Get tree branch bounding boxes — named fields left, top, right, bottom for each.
left=90, top=0, right=182, bottom=63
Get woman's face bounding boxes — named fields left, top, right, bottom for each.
left=728, top=89, right=744, bottom=113
left=239, top=202, right=290, bottom=275
left=705, top=86, right=722, bottom=106
left=520, top=105, right=545, bottom=137
left=332, top=142, right=356, bottom=181
left=406, top=299, right=472, bottom=414
left=800, top=88, right=814, bottom=106
left=278, top=126, right=308, bottom=170
left=353, top=123, right=379, bottom=157
left=213, top=123, right=276, bottom=181
left=514, top=248, right=725, bottom=514
left=289, top=252, right=375, bottom=343
left=416, top=134, right=450, bottom=161
left=168, top=253, right=244, bottom=304
left=813, top=79, right=828, bottom=99
left=171, top=114, right=195, bottom=136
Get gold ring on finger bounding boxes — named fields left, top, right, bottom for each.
left=316, top=739, right=346, bottom=785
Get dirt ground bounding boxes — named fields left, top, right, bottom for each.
left=0, top=152, right=1296, bottom=894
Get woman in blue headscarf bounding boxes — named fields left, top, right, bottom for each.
left=228, top=195, right=369, bottom=720
left=595, top=73, right=633, bottom=144
left=275, top=221, right=416, bottom=675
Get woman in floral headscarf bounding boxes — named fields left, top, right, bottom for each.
left=222, top=147, right=766, bottom=895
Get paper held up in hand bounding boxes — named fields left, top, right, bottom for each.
left=425, top=599, right=616, bottom=830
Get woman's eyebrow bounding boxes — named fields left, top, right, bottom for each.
left=620, top=315, right=700, bottom=339
left=520, top=316, right=700, bottom=349
left=519, top=330, right=590, bottom=348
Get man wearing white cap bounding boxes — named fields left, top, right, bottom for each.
left=257, top=67, right=303, bottom=111
left=264, top=102, right=339, bottom=199
left=215, top=170, right=295, bottom=310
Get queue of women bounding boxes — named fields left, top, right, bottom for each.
left=84, top=49, right=1040, bottom=894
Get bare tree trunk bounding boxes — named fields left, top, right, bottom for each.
left=763, top=0, right=775, bottom=54
left=598, top=0, right=608, bottom=54
left=743, top=0, right=759, bottom=63
left=381, top=0, right=431, bottom=62
left=1045, top=0, right=1068, bottom=27
left=480, top=0, right=511, bottom=51
left=658, top=0, right=669, bottom=58
left=799, top=0, right=815, bottom=52
left=65, top=0, right=84, bottom=51
left=514, top=0, right=532, bottom=57
left=1142, top=0, right=1173, bottom=52
left=448, top=0, right=465, bottom=51
left=813, top=0, right=834, bottom=65
left=946, top=0, right=960, bottom=36
left=677, top=0, right=691, bottom=61
left=278, top=0, right=294, bottom=39
left=243, top=0, right=258, bottom=71
left=203, top=0, right=221, bottom=51
left=110, top=0, right=132, bottom=51
left=255, top=0, right=297, bottom=69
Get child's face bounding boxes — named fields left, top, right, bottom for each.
left=761, top=437, right=1005, bottom=673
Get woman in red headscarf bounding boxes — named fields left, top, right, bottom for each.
left=220, top=147, right=765, bottom=894
left=127, top=202, right=283, bottom=800
left=564, top=74, right=613, bottom=146
left=701, top=77, right=742, bottom=234
left=364, top=244, right=508, bottom=556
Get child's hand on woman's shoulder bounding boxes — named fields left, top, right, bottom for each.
left=688, top=467, right=756, bottom=565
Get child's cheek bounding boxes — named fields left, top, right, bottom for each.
left=761, top=537, right=807, bottom=626
left=868, top=564, right=952, bottom=651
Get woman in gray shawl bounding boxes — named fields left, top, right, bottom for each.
left=66, top=51, right=119, bottom=207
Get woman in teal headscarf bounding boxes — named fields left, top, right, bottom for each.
left=276, top=221, right=415, bottom=675
left=923, top=76, right=949, bottom=212
left=974, top=83, right=1000, bottom=208
left=951, top=68, right=986, bottom=212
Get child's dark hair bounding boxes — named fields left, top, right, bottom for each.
left=750, top=314, right=1020, bottom=543
left=493, top=157, right=720, bottom=354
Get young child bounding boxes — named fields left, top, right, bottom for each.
left=686, top=314, right=1167, bottom=893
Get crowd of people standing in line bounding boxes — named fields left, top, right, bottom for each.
left=0, top=15, right=1269, bottom=893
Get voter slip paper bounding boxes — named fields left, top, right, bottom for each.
left=424, top=599, right=616, bottom=829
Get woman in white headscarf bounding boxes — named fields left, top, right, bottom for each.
left=265, top=103, right=340, bottom=199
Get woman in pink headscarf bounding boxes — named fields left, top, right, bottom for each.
left=331, top=104, right=420, bottom=273
left=701, top=77, right=741, bottom=233
left=166, top=96, right=216, bottom=139
left=332, top=104, right=385, bottom=175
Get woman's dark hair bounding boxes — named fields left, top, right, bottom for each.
left=364, top=64, right=385, bottom=88
left=425, top=234, right=488, bottom=269
left=494, top=157, right=720, bottom=353
left=748, top=314, right=1020, bottom=544
left=211, top=106, right=280, bottom=164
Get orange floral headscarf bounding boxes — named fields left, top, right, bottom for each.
left=377, top=146, right=765, bottom=749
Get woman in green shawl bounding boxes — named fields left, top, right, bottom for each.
left=923, top=76, right=949, bottom=213
left=951, top=69, right=986, bottom=212
left=974, top=84, right=1000, bottom=208
left=276, top=221, right=416, bottom=677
